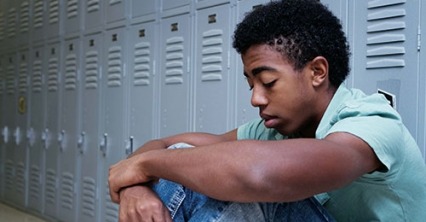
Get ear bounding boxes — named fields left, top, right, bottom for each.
left=309, top=56, right=329, bottom=87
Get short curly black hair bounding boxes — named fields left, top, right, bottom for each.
left=233, top=0, right=350, bottom=88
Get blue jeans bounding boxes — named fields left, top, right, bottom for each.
left=152, top=143, right=335, bottom=222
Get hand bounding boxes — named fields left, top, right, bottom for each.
left=118, top=185, right=172, bottom=222
left=109, top=154, right=156, bottom=203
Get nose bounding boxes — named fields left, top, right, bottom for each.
left=250, top=87, right=268, bottom=107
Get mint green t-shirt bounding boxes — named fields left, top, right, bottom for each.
left=237, top=84, right=426, bottom=221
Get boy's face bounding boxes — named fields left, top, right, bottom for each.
left=242, top=44, right=321, bottom=137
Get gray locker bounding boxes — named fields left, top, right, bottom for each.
left=5, top=2, right=17, bottom=49
left=43, top=41, right=61, bottom=220
left=78, top=33, right=102, bottom=222
left=99, top=27, right=128, bottom=222
left=31, top=0, right=46, bottom=43
left=2, top=51, right=18, bottom=206
left=64, top=0, right=81, bottom=35
left=127, top=22, right=157, bottom=154
left=46, top=0, right=61, bottom=40
left=194, top=4, right=231, bottom=133
left=57, top=37, right=81, bottom=222
left=233, top=0, right=269, bottom=128
left=17, top=0, right=30, bottom=45
left=131, top=0, right=156, bottom=21
left=84, top=0, right=103, bottom=33
left=26, top=45, right=46, bottom=215
left=419, top=1, right=426, bottom=159
left=196, top=0, right=230, bottom=10
left=0, top=53, right=5, bottom=200
left=105, top=0, right=127, bottom=28
left=348, top=0, right=421, bottom=144
left=159, top=14, right=192, bottom=137
left=0, top=5, right=5, bottom=45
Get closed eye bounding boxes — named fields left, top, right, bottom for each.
left=263, top=80, right=276, bottom=88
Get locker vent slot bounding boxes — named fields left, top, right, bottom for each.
left=0, top=66, right=4, bottom=95
left=107, top=46, right=123, bottom=87
left=5, top=160, right=14, bottom=192
left=29, top=164, right=42, bottom=201
left=67, top=0, right=78, bottom=19
left=6, top=64, right=15, bottom=95
left=61, top=172, right=75, bottom=210
left=133, top=42, right=151, bottom=86
left=65, top=53, right=78, bottom=90
left=32, top=60, right=43, bottom=92
left=165, top=37, right=184, bottom=85
left=105, top=182, right=119, bottom=221
left=109, top=0, right=122, bottom=6
left=48, top=57, right=59, bottom=91
left=33, top=0, right=44, bottom=28
left=49, top=0, right=60, bottom=24
left=366, top=0, right=406, bottom=69
left=85, top=51, right=99, bottom=89
left=20, top=1, right=30, bottom=33
left=7, top=8, right=16, bottom=39
left=16, top=162, right=26, bottom=195
left=88, top=0, right=100, bottom=13
left=201, top=29, right=223, bottom=81
left=82, top=177, right=97, bottom=217
left=0, top=12, right=4, bottom=41
left=45, top=168, right=57, bottom=205
left=18, top=61, right=28, bottom=93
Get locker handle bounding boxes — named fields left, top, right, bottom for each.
left=58, top=130, right=65, bottom=152
left=78, top=132, right=85, bottom=154
left=27, top=127, right=35, bottom=147
left=2, top=126, right=9, bottom=144
left=14, top=127, right=21, bottom=145
left=126, top=136, right=134, bottom=156
left=100, top=133, right=108, bottom=156
left=42, top=128, right=49, bottom=149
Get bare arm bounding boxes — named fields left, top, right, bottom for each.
left=109, top=132, right=381, bottom=203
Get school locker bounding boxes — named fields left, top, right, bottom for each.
left=159, top=13, right=192, bottom=137
left=32, top=0, right=46, bottom=43
left=17, top=0, right=30, bottom=45
left=419, top=1, right=426, bottom=159
left=99, top=27, right=128, bottom=222
left=78, top=33, right=103, bottom=222
left=0, top=5, right=5, bottom=45
left=348, top=0, right=421, bottom=144
left=0, top=53, right=5, bottom=200
left=4, top=1, right=17, bottom=49
left=162, top=0, right=191, bottom=12
left=130, top=0, right=156, bottom=21
left=46, top=0, right=61, bottom=40
left=194, top=4, right=232, bottom=133
left=233, top=0, right=269, bottom=128
left=43, top=41, right=61, bottom=220
left=127, top=21, right=157, bottom=153
left=84, top=0, right=103, bottom=33
left=57, top=37, right=81, bottom=222
left=2, top=51, right=18, bottom=206
left=63, top=0, right=81, bottom=35
left=105, top=0, right=127, bottom=28
left=26, top=45, right=46, bottom=215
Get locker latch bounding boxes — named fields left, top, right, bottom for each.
left=58, top=130, right=66, bottom=152
left=14, top=127, right=21, bottom=145
left=100, top=133, right=108, bottom=156
left=126, top=136, right=134, bottom=156
left=2, top=126, right=9, bottom=144
left=41, top=128, right=50, bottom=149
left=27, top=127, right=35, bottom=147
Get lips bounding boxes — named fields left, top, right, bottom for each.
left=260, top=113, right=278, bottom=128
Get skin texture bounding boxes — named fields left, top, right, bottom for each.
left=108, top=44, right=382, bottom=221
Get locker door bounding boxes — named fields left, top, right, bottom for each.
left=419, top=0, right=426, bottom=160
left=43, top=42, right=61, bottom=220
left=349, top=0, right=420, bottom=141
left=0, top=8, right=5, bottom=45
left=17, top=0, right=30, bottom=45
left=46, top=0, right=61, bottom=39
left=5, top=2, right=17, bottom=49
left=3, top=52, right=18, bottom=206
left=64, top=0, right=81, bottom=34
left=32, top=0, right=46, bottom=43
left=84, top=0, right=103, bottom=32
left=131, top=0, right=156, bottom=20
left=27, top=46, right=46, bottom=214
left=99, top=27, right=127, bottom=222
left=162, top=0, right=190, bottom=11
left=127, top=22, right=156, bottom=154
left=78, top=33, right=102, bottom=222
left=0, top=54, right=5, bottom=200
left=105, top=0, right=127, bottom=26
left=159, top=14, right=192, bottom=137
left=13, top=48, right=30, bottom=209
left=194, top=4, right=231, bottom=133
left=58, top=37, right=81, bottom=222
left=234, top=0, right=269, bottom=127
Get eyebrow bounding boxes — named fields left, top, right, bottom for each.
left=244, top=66, right=277, bottom=77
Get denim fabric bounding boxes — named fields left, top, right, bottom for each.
left=152, top=143, right=335, bottom=222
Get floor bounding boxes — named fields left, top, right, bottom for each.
left=0, top=203, right=46, bottom=222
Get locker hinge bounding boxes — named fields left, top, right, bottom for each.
left=417, top=26, right=421, bottom=51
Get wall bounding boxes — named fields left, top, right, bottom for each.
left=0, top=0, right=424, bottom=221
